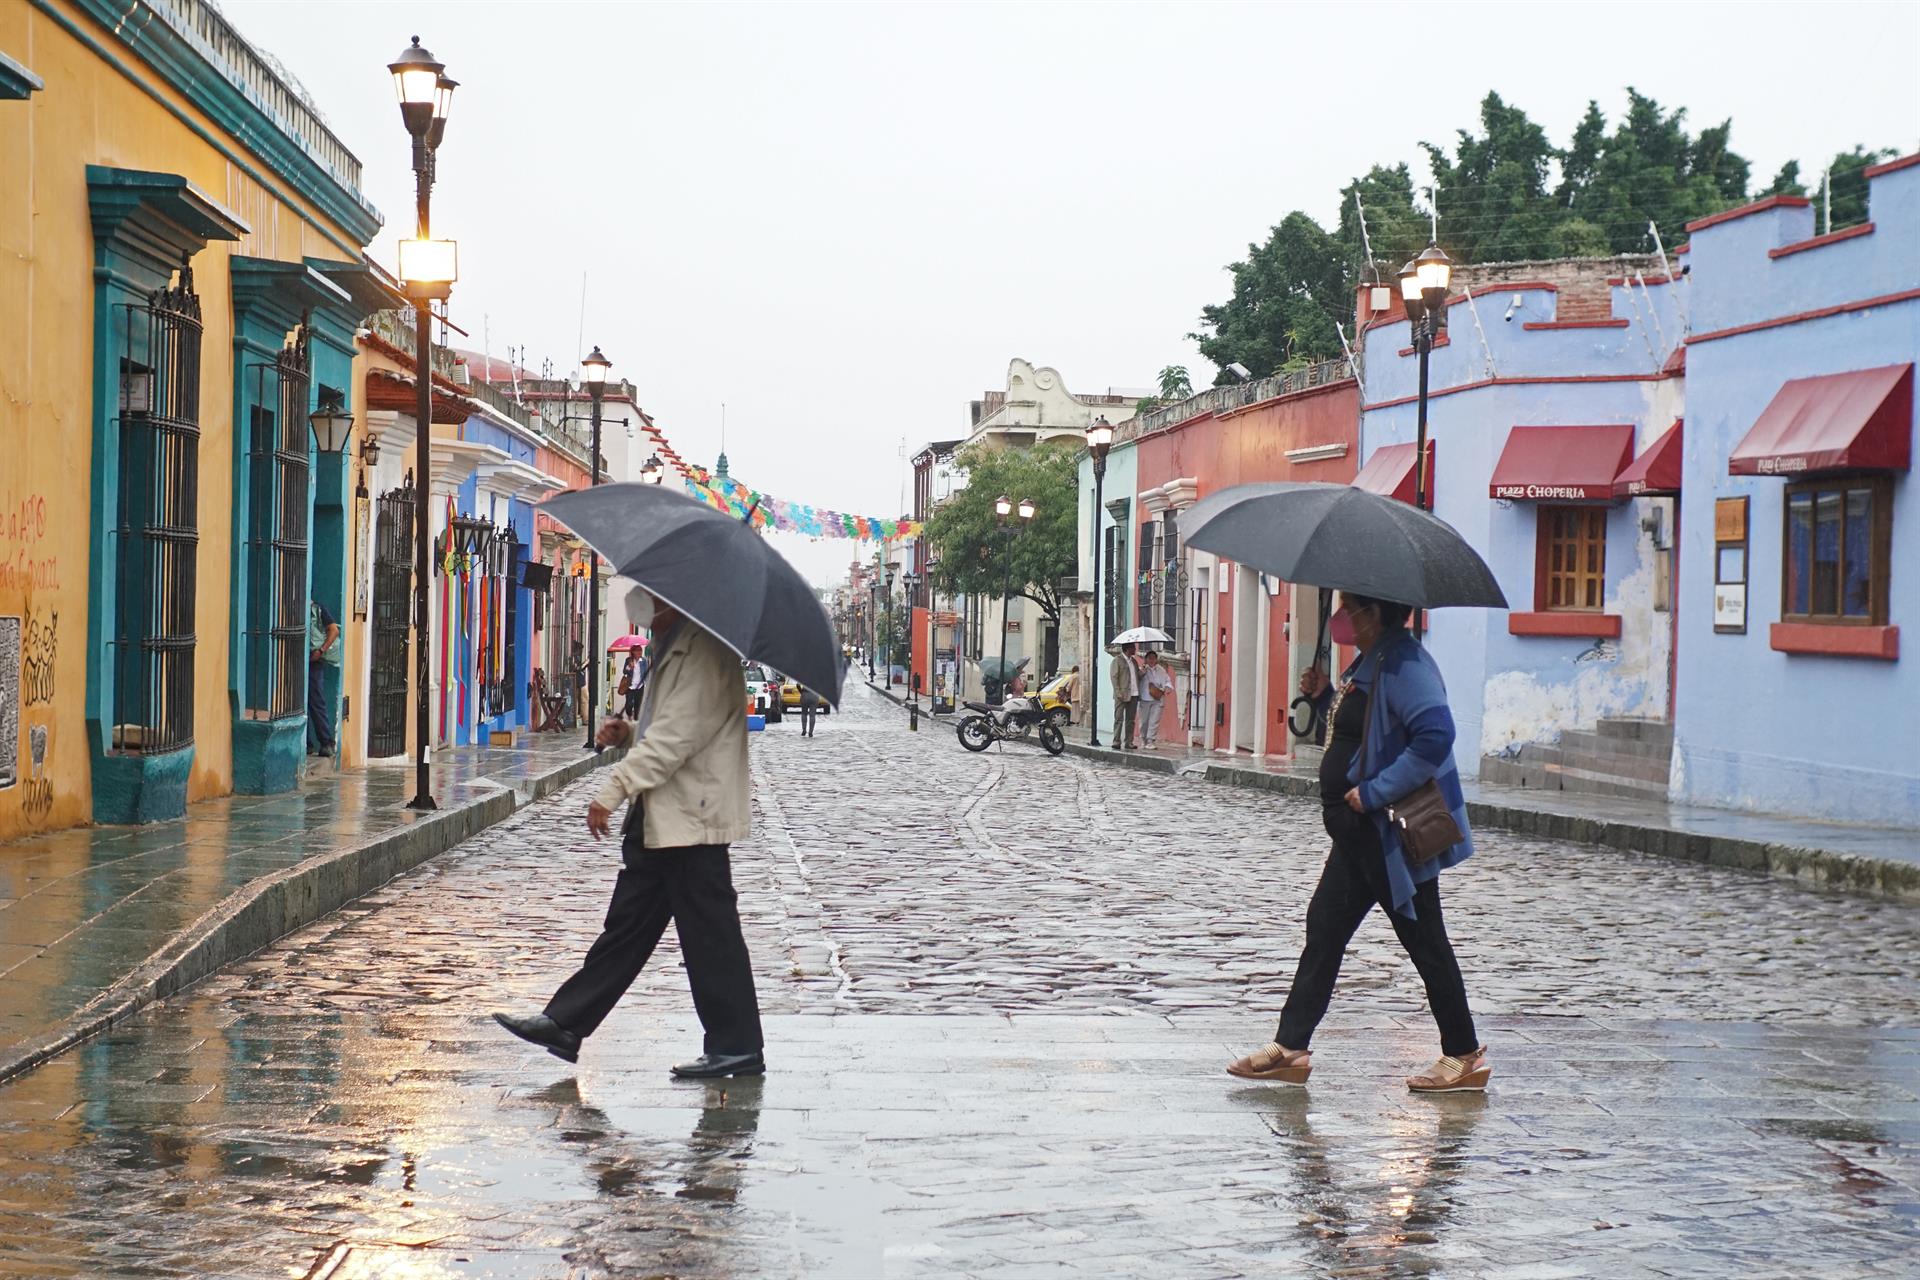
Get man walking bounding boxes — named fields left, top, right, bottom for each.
left=1109, top=641, right=1139, bottom=749
left=307, top=598, right=340, bottom=756
left=494, top=593, right=765, bottom=1079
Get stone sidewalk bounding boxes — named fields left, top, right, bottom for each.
left=871, top=683, right=1920, bottom=901
left=0, top=736, right=610, bottom=1084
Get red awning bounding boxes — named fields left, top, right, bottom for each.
left=1728, top=363, right=1912, bottom=476
left=1352, top=441, right=1434, bottom=504
left=1489, top=425, right=1636, bottom=500
left=1614, top=420, right=1684, bottom=497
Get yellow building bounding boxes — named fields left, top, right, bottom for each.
left=0, top=0, right=396, bottom=839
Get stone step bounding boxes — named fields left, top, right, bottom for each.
left=1594, top=716, right=1675, bottom=750
left=1480, top=753, right=1671, bottom=802
left=1516, top=742, right=1673, bottom=786
left=1554, top=729, right=1675, bottom=766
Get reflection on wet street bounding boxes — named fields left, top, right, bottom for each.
left=0, top=688, right=1914, bottom=1276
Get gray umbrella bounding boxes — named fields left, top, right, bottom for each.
left=1181, top=482, right=1507, bottom=609
left=541, top=483, right=844, bottom=706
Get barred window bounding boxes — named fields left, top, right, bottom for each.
left=1102, top=524, right=1126, bottom=644
left=112, top=264, right=202, bottom=753
left=1160, top=512, right=1182, bottom=651
left=243, top=325, right=311, bottom=720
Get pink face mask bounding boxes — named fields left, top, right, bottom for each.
left=1329, top=608, right=1357, bottom=646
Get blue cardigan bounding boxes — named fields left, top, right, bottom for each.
left=1342, top=629, right=1474, bottom=919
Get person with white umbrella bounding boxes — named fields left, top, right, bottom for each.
left=1108, top=626, right=1169, bottom=750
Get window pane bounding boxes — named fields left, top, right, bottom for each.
left=1844, top=488, right=1873, bottom=618
left=1813, top=490, right=1841, bottom=616
left=1717, top=546, right=1745, bottom=583
left=1786, top=493, right=1813, bottom=615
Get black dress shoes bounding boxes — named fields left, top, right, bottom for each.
left=670, top=1051, right=765, bottom=1079
left=492, top=1011, right=581, bottom=1064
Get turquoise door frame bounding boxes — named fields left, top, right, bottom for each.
left=84, top=167, right=244, bottom=824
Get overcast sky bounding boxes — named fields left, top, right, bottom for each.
left=222, top=0, right=1920, bottom=585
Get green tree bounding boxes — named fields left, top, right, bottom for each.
left=1423, top=91, right=1565, bottom=262
left=1189, top=210, right=1348, bottom=384
left=1157, top=365, right=1193, bottom=400
left=1337, top=163, right=1430, bottom=284
left=1763, top=159, right=1807, bottom=197
left=1820, top=146, right=1897, bottom=228
left=921, top=442, right=1081, bottom=625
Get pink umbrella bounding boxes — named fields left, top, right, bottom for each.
left=607, top=632, right=648, bottom=653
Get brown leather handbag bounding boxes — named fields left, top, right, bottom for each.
left=1359, top=654, right=1463, bottom=866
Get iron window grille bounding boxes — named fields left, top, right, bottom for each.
left=1137, top=521, right=1158, bottom=627
left=1160, top=512, right=1182, bottom=651
left=243, top=322, right=312, bottom=720
left=367, top=474, right=416, bottom=758
left=500, top=528, right=521, bottom=717
left=1102, top=525, right=1126, bottom=644
left=111, top=262, right=202, bottom=755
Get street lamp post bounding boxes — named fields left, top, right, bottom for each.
left=993, top=495, right=1036, bottom=704
left=1398, top=243, right=1452, bottom=637
left=579, top=346, right=612, bottom=749
left=389, top=36, right=457, bottom=812
left=902, top=568, right=921, bottom=711
left=867, top=577, right=879, bottom=681
left=1084, top=416, right=1112, bottom=745
left=882, top=563, right=898, bottom=688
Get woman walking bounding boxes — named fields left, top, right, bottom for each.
left=1228, top=592, right=1488, bottom=1093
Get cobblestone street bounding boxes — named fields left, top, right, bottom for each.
left=0, top=687, right=1915, bottom=1277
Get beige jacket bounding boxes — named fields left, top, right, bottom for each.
left=592, top=621, right=750, bottom=849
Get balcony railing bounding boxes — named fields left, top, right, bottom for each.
left=1121, top=356, right=1356, bottom=443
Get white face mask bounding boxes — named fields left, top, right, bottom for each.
left=629, top=589, right=656, bottom=631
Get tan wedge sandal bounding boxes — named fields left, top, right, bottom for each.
left=1226, top=1042, right=1312, bottom=1085
left=1407, top=1046, right=1491, bottom=1093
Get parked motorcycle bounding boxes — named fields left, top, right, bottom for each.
left=956, top=696, right=1066, bottom=756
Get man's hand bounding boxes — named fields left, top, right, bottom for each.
left=586, top=801, right=614, bottom=839
left=1299, top=666, right=1327, bottom=698
left=596, top=717, right=634, bottom=750
left=1344, top=786, right=1366, bottom=814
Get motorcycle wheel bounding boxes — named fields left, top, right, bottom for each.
left=957, top=716, right=993, bottom=753
left=1038, top=722, right=1066, bottom=756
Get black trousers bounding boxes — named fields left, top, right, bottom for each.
left=1277, top=807, right=1479, bottom=1057
left=545, top=834, right=764, bottom=1054
left=799, top=702, right=818, bottom=735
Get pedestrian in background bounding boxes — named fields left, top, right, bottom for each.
left=1061, top=664, right=1084, bottom=724
left=798, top=683, right=821, bottom=737
left=307, top=598, right=340, bottom=757
left=495, top=591, right=766, bottom=1080
left=1138, top=650, right=1173, bottom=744
left=1228, top=592, right=1487, bottom=1093
left=1109, top=642, right=1139, bottom=748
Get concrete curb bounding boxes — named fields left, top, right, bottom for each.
left=0, top=749, right=613, bottom=1086
left=1066, top=742, right=1919, bottom=904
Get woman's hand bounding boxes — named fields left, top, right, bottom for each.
left=596, top=717, right=634, bottom=750
left=1344, top=787, right=1366, bottom=813
left=1298, top=666, right=1327, bottom=698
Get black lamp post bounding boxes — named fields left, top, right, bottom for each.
left=579, top=345, right=612, bottom=749
left=902, top=569, right=921, bottom=708
left=640, top=453, right=664, bottom=485
left=867, top=573, right=879, bottom=681
left=882, top=562, right=898, bottom=687
left=1085, top=415, right=1112, bottom=745
left=994, top=494, right=1035, bottom=704
left=1398, top=242, right=1451, bottom=637
left=389, top=35, right=457, bottom=812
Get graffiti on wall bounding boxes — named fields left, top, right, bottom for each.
left=1, top=492, right=59, bottom=594
left=0, top=617, right=16, bottom=789
left=22, top=610, right=55, bottom=706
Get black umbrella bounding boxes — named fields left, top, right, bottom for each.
left=540, top=483, right=844, bottom=706
left=1181, top=482, right=1508, bottom=609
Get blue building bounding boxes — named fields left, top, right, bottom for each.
left=1358, top=258, right=1686, bottom=789
left=1673, top=154, right=1918, bottom=825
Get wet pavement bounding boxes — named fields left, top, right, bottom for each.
left=0, top=687, right=1915, bottom=1277
left=0, top=736, right=598, bottom=1079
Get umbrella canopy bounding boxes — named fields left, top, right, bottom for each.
left=1110, top=625, right=1173, bottom=646
left=607, top=633, right=647, bottom=653
left=976, top=655, right=1031, bottom=683
left=541, top=483, right=844, bottom=705
left=1181, top=482, right=1507, bottom=609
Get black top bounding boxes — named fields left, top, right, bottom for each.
left=1319, top=684, right=1370, bottom=804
